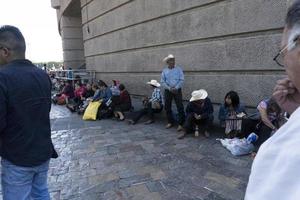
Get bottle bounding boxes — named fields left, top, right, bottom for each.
left=247, top=132, right=258, bottom=143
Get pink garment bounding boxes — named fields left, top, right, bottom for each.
left=74, top=86, right=87, bottom=98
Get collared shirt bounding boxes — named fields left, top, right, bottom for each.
left=149, top=88, right=162, bottom=103
left=0, top=59, right=57, bottom=167
left=161, top=65, right=184, bottom=90
left=245, top=107, right=300, bottom=200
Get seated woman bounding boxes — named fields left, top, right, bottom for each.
left=218, top=91, right=246, bottom=138
left=83, top=83, right=95, bottom=99
left=178, top=89, right=214, bottom=139
left=241, top=98, right=282, bottom=152
left=128, top=80, right=163, bottom=125
left=52, top=80, right=74, bottom=105
left=77, top=83, right=98, bottom=114
left=66, top=82, right=87, bottom=112
left=93, top=80, right=113, bottom=119
left=110, top=80, right=120, bottom=96
left=93, top=80, right=112, bottom=103
left=113, top=84, right=132, bottom=121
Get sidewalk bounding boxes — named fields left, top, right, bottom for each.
left=48, top=104, right=252, bottom=200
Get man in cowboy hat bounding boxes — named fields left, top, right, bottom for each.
left=161, top=54, right=185, bottom=132
left=178, top=89, right=213, bottom=139
left=128, top=80, right=163, bottom=124
left=245, top=1, right=300, bottom=199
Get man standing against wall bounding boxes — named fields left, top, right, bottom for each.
left=245, top=1, right=300, bottom=199
left=0, top=25, right=57, bottom=200
left=161, top=54, right=185, bottom=132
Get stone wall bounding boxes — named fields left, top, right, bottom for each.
left=55, top=0, right=290, bottom=106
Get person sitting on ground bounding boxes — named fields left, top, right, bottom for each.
left=110, top=80, right=120, bottom=96
left=66, top=82, right=87, bottom=112
left=77, top=83, right=98, bottom=114
left=241, top=98, right=282, bottom=152
left=83, top=83, right=95, bottom=99
left=92, top=80, right=113, bottom=119
left=178, top=89, right=214, bottom=139
left=218, top=91, right=246, bottom=138
left=52, top=80, right=74, bottom=105
left=128, top=80, right=163, bottom=125
left=113, top=84, right=132, bottom=121
left=92, top=80, right=112, bottom=103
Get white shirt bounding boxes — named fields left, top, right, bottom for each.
left=245, top=107, right=300, bottom=200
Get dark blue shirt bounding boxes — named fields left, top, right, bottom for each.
left=0, top=59, right=57, bottom=167
left=186, top=98, right=214, bottom=120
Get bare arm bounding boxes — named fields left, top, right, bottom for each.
left=258, top=107, right=276, bottom=130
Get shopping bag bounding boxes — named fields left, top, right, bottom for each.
left=82, top=101, right=102, bottom=120
left=217, top=138, right=254, bottom=156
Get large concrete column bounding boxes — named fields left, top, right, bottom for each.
left=52, top=0, right=85, bottom=69
left=60, top=16, right=85, bottom=69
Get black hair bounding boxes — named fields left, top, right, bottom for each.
left=224, top=91, right=240, bottom=108
left=286, top=0, right=300, bottom=28
left=119, top=84, right=125, bottom=91
left=98, top=80, right=107, bottom=87
left=67, top=80, right=72, bottom=84
left=92, top=83, right=99, bottom=89
left=0, top=25, right=26, bottom=53
left=267, top=98, right=281, bottom=115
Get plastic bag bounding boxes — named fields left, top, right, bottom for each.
left=82, top=101, right=102, bottom=120
left=217, top=138, right=254, bottom=156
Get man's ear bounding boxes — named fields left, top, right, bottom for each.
left=1, top=47, right=10, bottom=57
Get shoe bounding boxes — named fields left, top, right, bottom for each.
left=66, top=105, right=75, bottom=113
left=165, top=123, right=173, bottom=129
left=144, top=120, right=154, bottom=125
left=194, top=130, right=199, bottom=137
left=177, top=125, right=183, bottom=132
left=119, top=117, right=125, bottom=121
left=128, top=119, right=136, bottom=125
left=177, top=133, right=186, bottom=139
left=204, top=131, right=210, bottom=138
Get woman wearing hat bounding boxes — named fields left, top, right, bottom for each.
left=178, top=89, right=214, bottom=139
left=128, top=80, right=163, bottom=125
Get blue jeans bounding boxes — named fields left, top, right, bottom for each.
left=1, top=159, right=50, bottom=200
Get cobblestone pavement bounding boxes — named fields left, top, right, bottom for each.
left=49, top=105, right=251, bottom=200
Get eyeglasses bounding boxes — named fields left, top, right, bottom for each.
left=273, top=35, right=300, bottom=67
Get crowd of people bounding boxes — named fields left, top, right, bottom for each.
left=2, top=1, right=300, bottom=199
left=50, top=54, right=286, bottom=155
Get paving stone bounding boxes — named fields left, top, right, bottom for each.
left=146, top=181, right=166, bottom=192
left=24, top=105, right=254, bottom=199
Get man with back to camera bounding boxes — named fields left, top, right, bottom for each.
left=0, top=25, right=57, bottom=200
left=245, top=1, right=300, bottom=199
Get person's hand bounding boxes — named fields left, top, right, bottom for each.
left=273, top=78, right=300, bottom=115
left=170, top=88, right=178, bottom=94
left=194, top=113, right=201, bottom=120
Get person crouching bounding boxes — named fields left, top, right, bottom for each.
left=178, top=89, right=214, bottom=139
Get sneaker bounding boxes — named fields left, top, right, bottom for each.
left=177, top=125, right=183, bottom=132
left=194, top=125, right=199, bottom=137
left=204, top=131, right=210, bottom=138
left=144, top=120, right=154, bottom=125
left=128, top=119, right=136, bottom=125
left=177, top=133, right=186, bottom=139
left=165, top=123, right=173, bottom=129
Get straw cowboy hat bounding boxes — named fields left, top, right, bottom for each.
left=163, top=54, right=175, bottom=63
left=190, top=89, right=208, bottom=102
left=147, top=80, right=161, bottom=87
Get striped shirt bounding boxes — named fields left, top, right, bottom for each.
left=149, top=88, right=162, bottom=102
